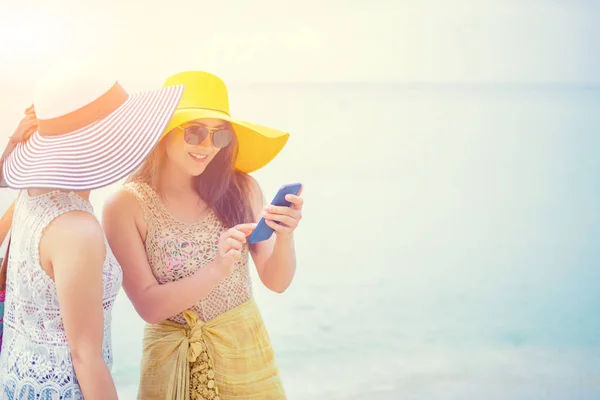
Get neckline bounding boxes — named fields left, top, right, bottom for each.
left=22, top=189, right=94, bottom=211
left=24, top=189, right=65, bottom=200
left=138, top=182, right=215, bottom=228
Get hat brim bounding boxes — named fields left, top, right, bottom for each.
left=2, top=85, right=185, bottom=190
left=164, top=108, right=289, bottom=174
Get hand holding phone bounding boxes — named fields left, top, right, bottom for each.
left=248, top=183, right=303, bottom=244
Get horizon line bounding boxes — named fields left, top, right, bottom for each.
left=2, top=80, right=600, bottom=91
left=227, top=80, right=600, bottom=87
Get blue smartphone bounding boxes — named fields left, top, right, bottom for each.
left=248, top=182, right=302, bottom=244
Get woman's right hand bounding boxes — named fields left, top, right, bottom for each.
left=1, top=105, right=37, bottom=167
left=213, top=223, right=257, bottom=279
left=10, top=105, right=37, bottom=143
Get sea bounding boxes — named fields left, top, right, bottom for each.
left=1, top=82, right=599, bottom=399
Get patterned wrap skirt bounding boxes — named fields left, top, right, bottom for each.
left=137, top=298, right=285, bottom=400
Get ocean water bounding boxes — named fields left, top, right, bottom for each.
left=2, top=83, right=600, bottom=399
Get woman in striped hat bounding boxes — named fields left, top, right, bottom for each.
left=103, top=71, right=304, bottom=399
left=0, top=62, right=184, bottom=399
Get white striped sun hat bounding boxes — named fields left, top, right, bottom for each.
left=0, top=61, right=184, bottom=190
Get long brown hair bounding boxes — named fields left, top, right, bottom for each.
left=128, top=127, right=255, bottom=229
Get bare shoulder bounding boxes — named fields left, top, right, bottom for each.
left=43, top=211, right=106, bottom=261
left=102, top=186, right=147, bottom=241
left=103, top=187, right=142, bottom=218
left=245, top=174, right=265, bottom=210
left=50, top=211, right=103, bottom=239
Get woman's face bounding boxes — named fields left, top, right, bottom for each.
left=164, top=118, right=231, bottom=176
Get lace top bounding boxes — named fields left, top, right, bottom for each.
left=0, top=191, right=122, bottom=399
left=124, top=182, right=252, bottom=323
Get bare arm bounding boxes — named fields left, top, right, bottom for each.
left=42, top=211, right=117, bottom=400
left=0, top=200, right=15, bottom=244
left=248, top=178, right=301, bottom=293
left=102, top=189, right=253, bottom=324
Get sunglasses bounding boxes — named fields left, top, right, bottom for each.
left=182, top=124, right=233, bottom=148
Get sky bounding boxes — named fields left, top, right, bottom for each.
left=0, top=0, right=599, bottom=88
left=0, top=0, right=598, bottom=147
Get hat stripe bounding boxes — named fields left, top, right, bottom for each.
left=10, top=89, right=172, bottom=179
left=9, top=91, right=149, bottom=169
left=15, top=89, right=170, bottom=170
left=5, top=88, right=172, bottom=185
left=24, top=89, right=147, bottom=156
left=3, top=85, right=184, bottom=190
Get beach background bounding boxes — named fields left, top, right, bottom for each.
left=1, top=1, right=600, bottom=399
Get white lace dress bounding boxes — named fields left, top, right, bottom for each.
left=0, top=191, right=122, bottom=400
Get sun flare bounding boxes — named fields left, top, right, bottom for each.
left=0, top=11, right=66, bottom=63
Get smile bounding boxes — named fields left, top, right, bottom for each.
left=189, top=152, right=208, bottom=162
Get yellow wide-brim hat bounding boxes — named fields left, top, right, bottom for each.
left=162, top=71, right=289, bottom=173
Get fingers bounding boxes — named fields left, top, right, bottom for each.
left=265, top=205, right=302, bottom=219
left=218, top=222, right=258, bottom=256
left=219, top=234, right=241, bottom=254
left=217, top=247, right=241, bottom=279
left=225, top=237, right=243, bottom=251
left=220, top=223, right=256, bottom=241
left=227, top=229, right=248, bottom=244
left=223, top=248, right=242, bottom=261
left=265, top=218, right=289, bottom=233
left=14, top=121, right=34, bottom=137
left=18, top=113, right=36, bottom=125
left=259, top=188, right=304, bottom=238
left=264, top=203, right=302, bottom=226
left=219, top=241, right=242, bottom=260
left=263, top=212, right=297, bottom=228
left=8, top=106, right=38, bottom=144
left=261, top=191, right=304, bottom=237
left=284, top=194, right=304, bottom=210
left=232, top=223, right=258, bottom=236
left=12, top=115, right=38, bottom=142
left=265, top=205, right=286, bottom=214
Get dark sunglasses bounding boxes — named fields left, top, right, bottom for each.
left=182, top=124, right=233, bottom=148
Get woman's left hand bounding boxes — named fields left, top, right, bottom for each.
left=262, top=187, right=304, bottom=239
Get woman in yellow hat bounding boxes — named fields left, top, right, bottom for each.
left=102, top=71, right=303, bottom=399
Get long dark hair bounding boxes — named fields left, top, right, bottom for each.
left=128, top=128, right=255, bottom=229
